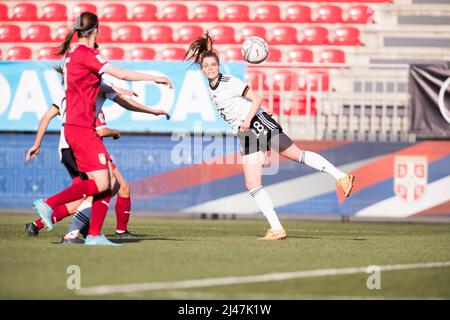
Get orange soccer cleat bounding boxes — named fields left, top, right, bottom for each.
left=337, top=174, right=355, bottom=198
left=258, top=228, right=287, bottom=240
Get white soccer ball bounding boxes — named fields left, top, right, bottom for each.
left=241, top=36, right=269, bottom=64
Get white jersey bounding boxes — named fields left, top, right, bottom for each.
left=208, top=73, right=263, bottom=134
left=57, top=80, right=117, bottom=161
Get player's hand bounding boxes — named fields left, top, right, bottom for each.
left=25, top=145, right=40, bottom=162
left=239, top=120, right=251, bottom=133
left=113, top=130, right=121, bottom=140
left=154, top=109, right=171, bottom=120
left=155, top=77, right=173, bottom=89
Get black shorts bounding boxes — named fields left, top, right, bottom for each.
left=237, top=112, right=289, bottom=156
left=60, top=148, right=88, bottom=180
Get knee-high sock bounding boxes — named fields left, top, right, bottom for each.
left=67, top=200, right=92, bottom=234
left=45, top=180, right=99, bottom=209
left=300, top=151, right=346, bottom=180
left=34, top=205, right=70, bottom=230
left=249, top=186, right=283, bottom=230
left=87, top=191, right=112, bottom=237
left=115, top=196, right=131, bottom=232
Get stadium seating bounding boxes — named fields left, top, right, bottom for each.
left=0, top=25, right=21, bottom=42
left=101, top=4, right=128, bottom=22
left=97, top=25, right=113, bottom=43
left=160, top=47, right=185, bottom=61
left=41, top=3, right=67, bottom=22
left=264, top=94, right=281, bottom=115
left=130, top=47, right=155, bottom=60
left=300, top=26, right=329, bottom=45
left=160, top=3, right=188, bottom=22
left=316, top=5, right=343, bottom=24
left=130, top=3, right=157, bottom=22
left=6, top=46, right=32, bottom=60
left=287, top=48, right=314, bottom=63
left=319, top=49, right=346, bottom=63
left=301, top=71, right=330, bottom=91
left=0, top=4, right=8, bottom=21
left=176, top=25, right=204, bottom=44
left=69, top=3, right=97, bottom=21
left=222, top=48, right=243, bottom=61
left=222, top=4, right=250, bottom=22
left=266, top=48, right=282, bottom=62
left=24, top=25, right=52, bottom=42
left=10, top=3, right=38, bottom=21
left=37, top=46, right=59, bottom=60
left=53, top=25, right=70, bottom=42
left=331, top=27, right=361, bottom=45
left=191, top=4, right=219, bottom=22
left=253, top=4, right=281, bottom=22
left=284, top=5, right=312, bottom=23
left=289, top=94, right=317, bottom=116
left=245, top=70, right=269, bottom=91
left=115, top=25, right=142, bottom=43
left=270, top=26, right=298, bottom=45
left=100, top=47, right=124, bottom=60
left=272, top=71, right=299, bottom=91
left=146, top=25, right=173, bottom=43
left=241, top=26, right=266, bottom=42
left=209, top=26, right=236, bottom=44
left=347, top=5, right=375, bottom=24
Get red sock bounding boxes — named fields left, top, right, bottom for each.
left=51, top=205, right=70, bottom=224
left=34, top=219, right=44, bottom=230
left=45, top=180, right=99, bottom=209
left=115, top=196, right=131, bottom=232
left=88, top=191, right=112, bottom=237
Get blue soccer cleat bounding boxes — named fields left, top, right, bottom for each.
left=84, top=235, right=121, bottom=246
left=32, top=199, right=54, bottom=231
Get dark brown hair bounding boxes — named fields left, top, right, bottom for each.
left=184, top=32, right=219, bottom=66
left=57, top=12, right=99, bottom=56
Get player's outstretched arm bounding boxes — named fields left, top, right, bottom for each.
left=25, top=105, right=60, bottom=162
left=103, top=65, right=173, bottom=89
left=96, top=127, right=121, bottom=140
left=113, top=95, right=171, bottom=120
left=240, top=88, right=263, bottom=133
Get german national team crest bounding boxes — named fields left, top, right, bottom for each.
left=394, top=156, right=428, bottom=202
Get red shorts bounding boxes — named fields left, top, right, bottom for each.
left=64, top=124, right=112, bottom=172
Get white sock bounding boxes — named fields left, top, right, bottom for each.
left=249, top=186, right=283, bottom=230
left=300, top=151, right=346, bottom=180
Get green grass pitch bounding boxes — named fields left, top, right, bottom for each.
left=1, top=214, right=450, bottom=299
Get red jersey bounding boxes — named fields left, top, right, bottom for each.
left=95, top=111, right=107, bottom=131
left=63, top=44, right=110, bottom=128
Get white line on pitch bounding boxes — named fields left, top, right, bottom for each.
left=75, top=261, right=450, bottom=296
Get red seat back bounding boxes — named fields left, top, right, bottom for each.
left=7, top=46, right=32, bottom=60
left=176, top=25, right=203, bottom=44
left=287, top=48, right=314, bottom=63
left=11, top=3, right=38, bottom=21
left=146, top=25, right=173, bottom=43
left=116, top=25, right=143, bottom=43
left=285, top=5, right=311, bottom=23
left=316, top=5, right=343, bottom=23
left=41, top=3, right=67, bottom=21
left=100, top=47, right=124, bottom=60
left=209, top=26, right=236, bottom=44
left=131, top=4, right=157, bottom=22
left=223, top=4, right=249, bottom=22
left=270, top=26, right=298, bottom=45
left=101, top=4, right=128, bottom=22
left=130, top=47, right=155, bottom=60
left=253, top=4, right=281, bottom=22
left=300, top=26, right=329, bottom=45
left=191, top=4, right=219, bottom=22
left=0, top=25, right=21, bottom=42
left=161, top=47, right=186, bottom=61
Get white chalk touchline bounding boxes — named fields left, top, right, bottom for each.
left=76, top=261, right=450, bottom=296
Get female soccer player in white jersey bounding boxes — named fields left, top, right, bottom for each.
left=32, top=12, right=172, bottom=246
left=185, top=33, right=355, bottom=240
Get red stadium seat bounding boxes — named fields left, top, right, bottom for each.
left=0, top=4, right=8, bottom=21
left=53, top=25, right=70, bottom=42
left=289, top=94, right=317, bottom=116
left=41, top=3, right=67, bottom=21
left=253, top=4, right=281, bottom=22
left=270, top=26, right=298, bottom=45
left=285, top=5, right=311, bottom=23
left=222, top=48, right=243, bottom=61
left=347, top=5, right=375, bottom=24
left=101, top=4, right=128, bottom=22
left=287, top=48, right=314, bottom=63
left=245, top=70, right=269, bottom=91
left=191, top=4, right=219, bottom=22
left=176, top=25, right=203, bottom=44
left=115, top=25, right=142, bottom=43
left=301, top=71, right=330, bottom=92
left=272, top=71, right=299, bottom=91
left=97, top=25, right=113, bottom=43
left=130, top=47, right=155, bottom=60
left=241, top=26, right=266, bottom=42
left=7, top=46, right=32, bottom=60
left=316, top=5, right=343, bottom=24
left=160, top=3, right=188, bottom=22
left=24, top=25, right=52, bottom=42
left=209, top=26, right=236, bottom=44
left=264, top=94, right=281, bottom=115
left=331, top=27, right=361, bottom=45
left=160, top=47, right=185, bottom=61
left=69, top=3, right=97, bottom=22
left=146, top=25, right=173, bottom=43
left=319, top=49, right=346, bottom=63
left=130, top=3, right=157, bottom=22
left=300, top=26, right=329, bottom=45
left=37, top=46, right=59, bottom=60
left=10, top=3, right=38, bottom=21
left=266, top=48, right=282, bottom=62
left=0, top=25, right=21, bottom=42
left=222, top=4, right=249, bottom=22
left=100, top=47, right=124, bottom=60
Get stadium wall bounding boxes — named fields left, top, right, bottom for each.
left=1, top=133, right=449, bottom=218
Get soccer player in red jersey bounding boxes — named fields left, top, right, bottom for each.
left=32, top=12, right=172, bottom=246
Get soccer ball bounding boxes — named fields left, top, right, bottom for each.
left=241, top=36, right=269, bottom=64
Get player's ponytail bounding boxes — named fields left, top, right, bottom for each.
left=184, top=32, right=219, bottom=66
left=57, top=12, right=99, bottom=56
